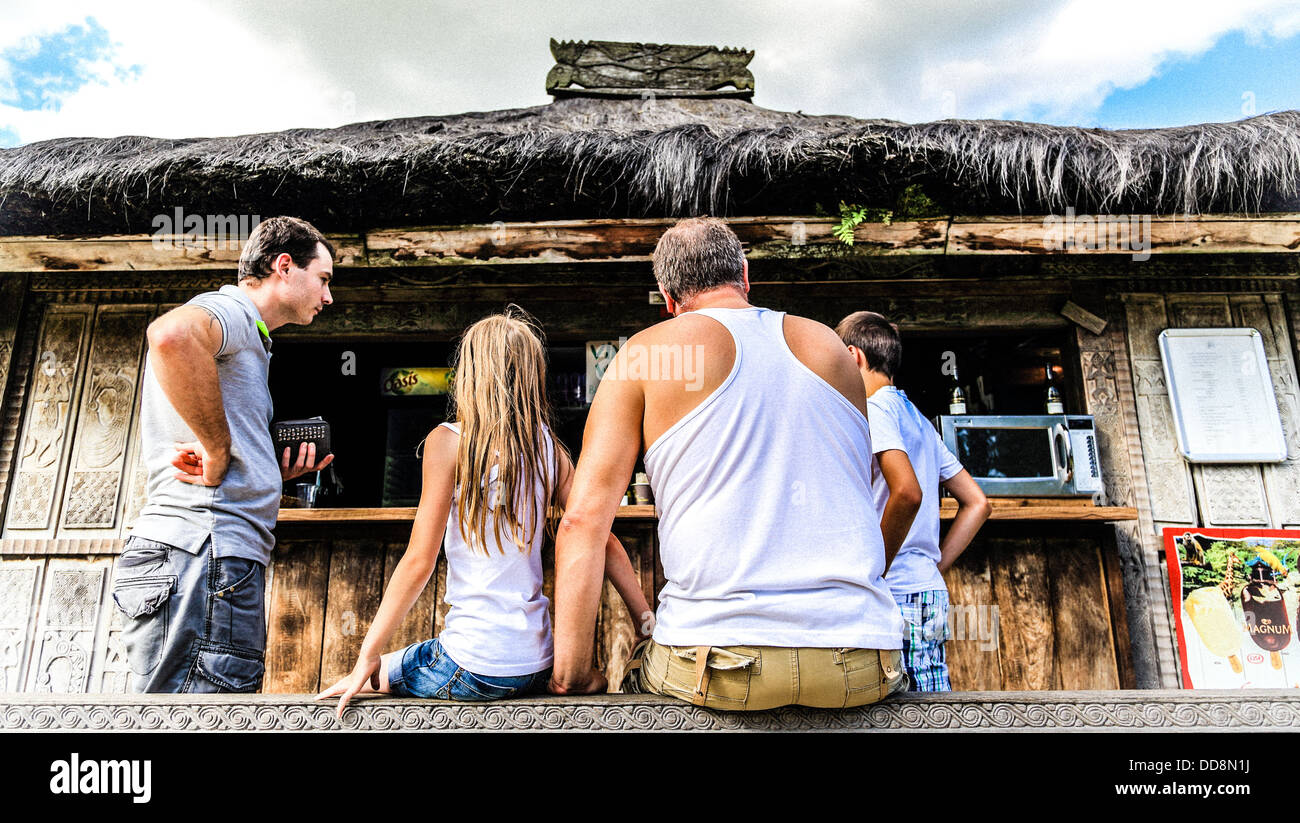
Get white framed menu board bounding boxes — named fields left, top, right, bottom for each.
left=1158, top=328, right=1287, bottom=463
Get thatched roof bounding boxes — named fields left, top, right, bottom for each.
left=1, top=97, right=1298, bottom=235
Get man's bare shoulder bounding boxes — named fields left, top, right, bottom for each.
left=782, top=313, right=866, bottom=409
left=624, top=312, right=731, bottom=347
left=782, top=313, right=853, bottom=359
left=148, top=304, right=225, bottom=354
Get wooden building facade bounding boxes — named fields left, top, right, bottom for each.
left=1, top=42, right=1297, bottom=697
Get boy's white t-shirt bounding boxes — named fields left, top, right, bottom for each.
left=867, top=386, right=964, bottom=595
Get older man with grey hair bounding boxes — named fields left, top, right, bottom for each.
left=549, top=216, right=907, bottom=710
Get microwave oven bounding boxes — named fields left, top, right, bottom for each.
left=934, top=415, right=1103, bottom=497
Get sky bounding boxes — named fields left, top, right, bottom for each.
left=0, top=0, right=1299, bottom=147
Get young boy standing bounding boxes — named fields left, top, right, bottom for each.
left=836, top=311, right=992, bottom=691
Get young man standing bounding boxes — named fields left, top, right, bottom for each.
left=112, top=216, right=335, bottom=693
left=836, top=311, right=992, bottom=691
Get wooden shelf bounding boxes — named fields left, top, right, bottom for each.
left=942, top=498, right=1137, bottom=522
left=276, top=500, right=1134, bottom=525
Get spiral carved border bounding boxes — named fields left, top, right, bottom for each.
left=3, top=692, right=1300, bottom=731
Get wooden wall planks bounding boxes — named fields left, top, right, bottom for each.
left=946, top=532, right=1126, bottom=691
left=987, top=536, right=1055, bottom=691
left=319, top=540, right=387, bottom=688
left=264, top=541, right=329, bottom=694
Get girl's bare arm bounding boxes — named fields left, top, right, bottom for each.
left=317, top=425, right=457, bottom=715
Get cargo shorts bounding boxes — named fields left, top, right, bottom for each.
left=111, top=536, right=266, bottom=694
left=622, top=638, right=909, bottom=711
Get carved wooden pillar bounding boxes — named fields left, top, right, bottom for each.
left=1234, top=295, right=1300, bottom=528
left=0, top=273, right=29, bottom=528
left=1078, top=303, right=1177, bottom=687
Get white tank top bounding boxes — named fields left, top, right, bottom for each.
left=643, top=307, right=904, bottom=649
left=434, top=422, right=554, bottom=676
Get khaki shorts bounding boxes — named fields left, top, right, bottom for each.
left=623, top=639, right=909, bottom=711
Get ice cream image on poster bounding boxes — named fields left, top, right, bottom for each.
left=1184, top=587, right=1244, bottom=674
left=1241, top=562, right=1292, bottom=670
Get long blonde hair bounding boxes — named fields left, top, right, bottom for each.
left=448, top=308, right=569, bottom=555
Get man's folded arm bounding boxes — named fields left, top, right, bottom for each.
left=147, top=305, right=231, bottom=461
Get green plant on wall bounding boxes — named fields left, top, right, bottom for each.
left=834, top=202, right=891, bottom=245
left=833, top=184, right=944, bottom=246
left=894, top=183, right=944, bottom=219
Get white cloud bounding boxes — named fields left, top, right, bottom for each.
left=0, top=0, right=1298, bottom=145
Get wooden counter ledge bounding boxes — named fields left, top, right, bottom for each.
left=275, top=505, right=660, bottom=523
left=274, top=500, right=1135, bottom=525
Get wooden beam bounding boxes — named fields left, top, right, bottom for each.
left=949, top=216, right=1300, bottom=255
left=364, top=217, right=945, bottom=267
left=6, top=215, right=1300, bottom=274
left=0, top=233, right=365, bottom=273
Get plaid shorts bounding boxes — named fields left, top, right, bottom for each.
left=894, top=589, right=951, bottom=692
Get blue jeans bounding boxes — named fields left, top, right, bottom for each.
left=112, top=536, right=266, bottom=693
left=388, top=638, right=550, bottom=700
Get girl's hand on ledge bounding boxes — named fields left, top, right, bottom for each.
left=315, top=655, right=382, bottom=719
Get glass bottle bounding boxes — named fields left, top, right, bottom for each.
left=948, top=362, right=967, bottom=415
left=1044, top=363, right=1064, bottom=414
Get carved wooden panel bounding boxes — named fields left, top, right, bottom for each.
left=90, top=576, right=131, bottom=694
left=1238, top=295, right=1300, bottom=527
left=1115, top=297, right=1186, bottom=687
left=1124, top=295, right=1196, bottom=526
left=24, top=559, right=110, bottom=693
left=4, top=307, right=92, bottom=534
left=0, top=559, right=43, bottom=691
left=0, top=274, right=25, bottom=397
left=1166, top=295, right=1232, bottom=330
left=1078, top=312, right=1172, bottom=687
left=59, top=307, right=149, bottom=532
left=0, top=306, right=39, bottom=528
left=1194, top=466, right=1270, bottom=525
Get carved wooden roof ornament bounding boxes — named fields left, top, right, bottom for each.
left=546, top=39, right=755, bottom=100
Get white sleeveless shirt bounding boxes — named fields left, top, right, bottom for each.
left=643, top=307, right=903, bottom=649
left=435, top=422, right=554, bottom=676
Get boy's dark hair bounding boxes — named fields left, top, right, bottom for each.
left=238, top=216, right=335, bottom=282
left=835, top=310, right=902, bottom=379
left=652, top=217, right=746, bottom=302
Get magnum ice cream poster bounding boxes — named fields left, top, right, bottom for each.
left=1166, top=527, right=1300, bottom=689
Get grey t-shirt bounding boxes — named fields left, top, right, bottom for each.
left=130, top=285, right=280, bottom=565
